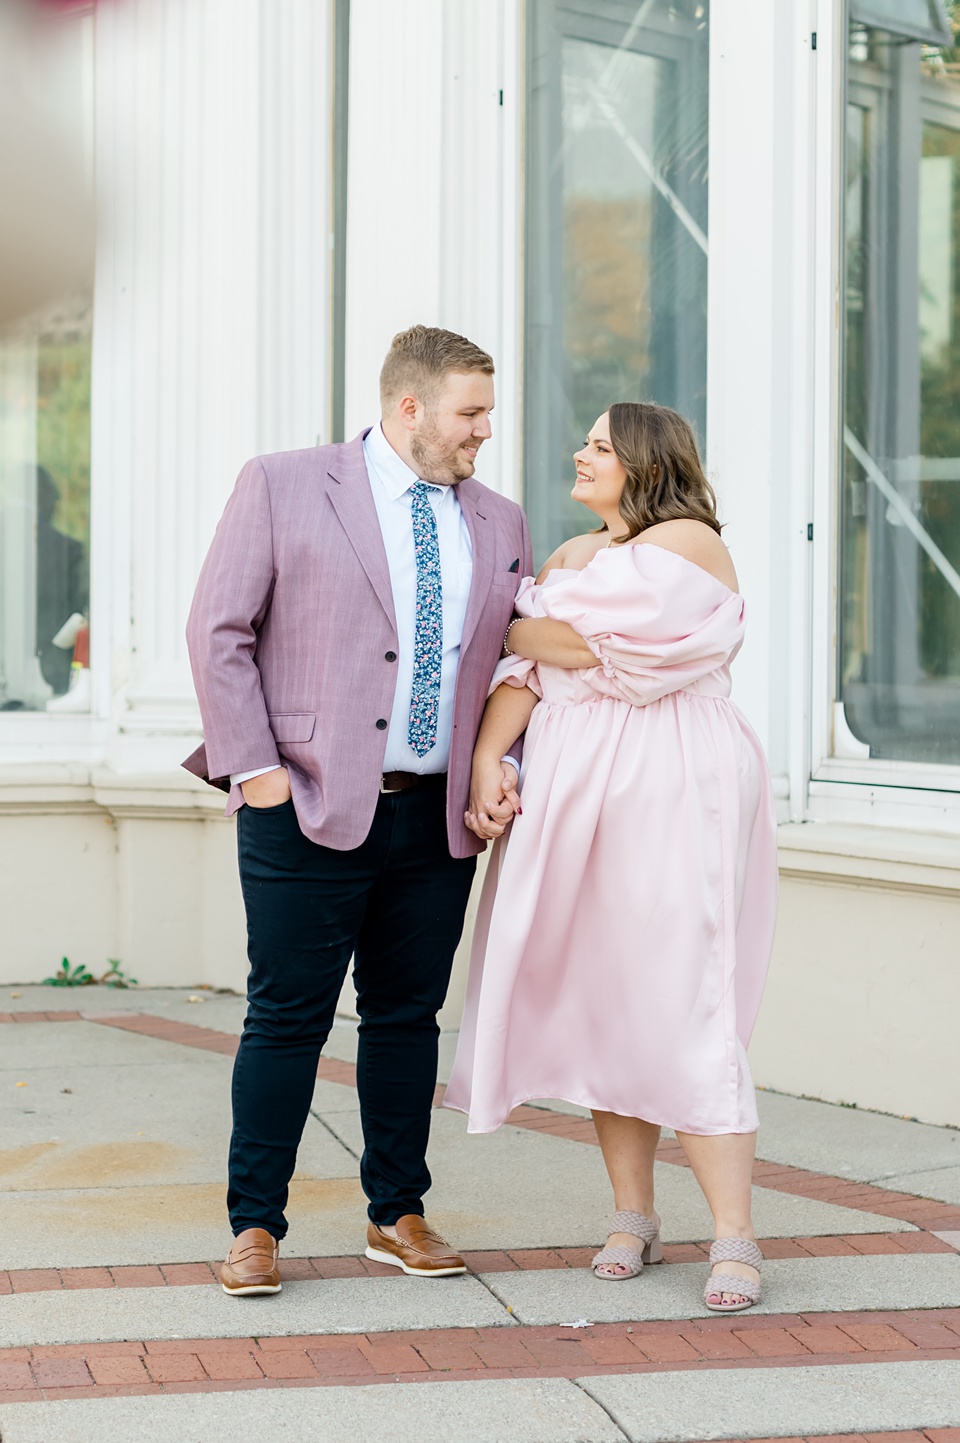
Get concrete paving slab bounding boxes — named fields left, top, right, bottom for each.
left=0, top=1274, right=513, bottom=1347
left=880, top=1165, right=960, bottom=1204
left=0, top=1058, right=236, bottom=1162
left=0, top=1378, right=623, bottom=1443
left=480, top=1251, right=960, bottom=1324
left=1, top=985, right=246, bottom=1026
left=0, top=1174, right=369, bottom=1269
left=310, top=1078, right=362, bottom=1115
left=756, top=1088, right=960, bottom=1184
left=0, top=1019, right=219, bottom=1070
left=581, top=1359, right=960, bottom=1442
left=318, top=1016, right=362, bottom=1063
left=318, top=1107, right=911, bottom=1251
left=0, top=1038, right=359, bottom=1269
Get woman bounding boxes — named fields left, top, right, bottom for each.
left=444, top=402, right=778, bottom=1312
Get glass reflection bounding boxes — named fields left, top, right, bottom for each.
left=840, top=7, right=960, bottom=763
left=0, top=12, right=92, bottom=714
left=524, top=1, right=709, bottom=565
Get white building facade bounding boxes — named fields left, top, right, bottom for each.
left=1, top=0, right=958, bottom=1126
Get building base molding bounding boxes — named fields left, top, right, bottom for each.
left=1, top=794, right=956, bottom=1125
left=749, top=824, right=960, bottom=1129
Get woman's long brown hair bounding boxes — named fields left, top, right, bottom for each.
left=603, top=402, right=721, bottom=541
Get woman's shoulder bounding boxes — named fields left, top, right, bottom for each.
left=535, top=531, right=606, bottom=583
left=628, top=520, right=738, bottom=593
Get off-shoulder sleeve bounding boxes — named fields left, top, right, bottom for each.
left=486, top=576, right=543, bottom=698
left=487, top=654, right=543, bottom=699
left=539, top=544, right=745, bottom=707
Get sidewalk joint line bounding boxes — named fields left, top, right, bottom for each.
left=308, top=1108, right=361, bottom=1163
left=570, top=1376, right=632, bottom=1442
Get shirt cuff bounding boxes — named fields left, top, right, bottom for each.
left=501, top=755, right=519, bottom=772
left=230, top=765, right=282, bottom=785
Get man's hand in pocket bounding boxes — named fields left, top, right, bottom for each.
left=240, top=767, right=292, bottom=808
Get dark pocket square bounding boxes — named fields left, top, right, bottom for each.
left=509, top=558, right=520, bottom=572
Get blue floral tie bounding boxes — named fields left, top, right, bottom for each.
left=408, top=482, right=443, bottom=757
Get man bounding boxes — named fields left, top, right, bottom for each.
left=184, top=325, right=531, bottom=1295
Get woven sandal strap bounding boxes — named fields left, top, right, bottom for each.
left=612, top=1211, right=659, bottom=1244
left=709, top=1237, right=762, bottom=1268
left=592, top=1244, right=644, bottom=1268
left=704, top=1271, right=761, bottom=1302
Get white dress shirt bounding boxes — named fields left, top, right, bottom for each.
left=231, top=423, right=473, bottom=784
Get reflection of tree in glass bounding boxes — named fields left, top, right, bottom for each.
left=36, top=293, right=91, bottom=547
left=919, top=113, right=960, bottom=679
left=564, top=194, right=651, bottom=395
left=36, top=465, right=86, bottom=694
left=31, top=291, right=91, bottom=696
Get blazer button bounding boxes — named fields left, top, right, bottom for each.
left=376, top=718, right=388, bottom=730
left=385, top=651, right=397, bottom=663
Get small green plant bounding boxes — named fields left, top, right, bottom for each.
left=101, top=958, right=138, bottom=989
left=43, top=957, right=95, bottom=988
left=42, top=957, right=139, bottom=988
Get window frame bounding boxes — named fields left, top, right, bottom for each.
left=807, top=0, right=960, bottom=826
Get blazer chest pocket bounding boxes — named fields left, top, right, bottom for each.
left=268, top=712, right=316, bottom=744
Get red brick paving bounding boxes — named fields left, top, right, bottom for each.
left=1, top=1308, right=955, bottom=1401
left=0, top=1010, right=83, bottom=1024
left=2, top=1008, right=958, bottom=1421
left=0, top=1231, right=950, bottom=1297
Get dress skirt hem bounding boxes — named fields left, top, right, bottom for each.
left=441, top=1093, right=760, bottom=1139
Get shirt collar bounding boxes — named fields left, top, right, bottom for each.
left=364, top=422, right=448, bottom=503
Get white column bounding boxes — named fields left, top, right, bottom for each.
left=91, top=0, right=334, bottom=771
left=343, top=0, right=523, bottom=499
left=706, top=0, right=819, bottom=796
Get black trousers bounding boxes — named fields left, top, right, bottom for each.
left=228, top=778, right=476, bottom=1238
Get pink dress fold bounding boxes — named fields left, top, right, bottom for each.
left=444, top=542, right=778, bottom=1136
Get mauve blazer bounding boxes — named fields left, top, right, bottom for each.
left=182, top=431, right=533, bottom=859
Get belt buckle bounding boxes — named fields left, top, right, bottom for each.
left=380, top=773, right=403, bottom=794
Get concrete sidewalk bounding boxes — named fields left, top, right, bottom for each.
left=0, top=985, right=958, bottom=1442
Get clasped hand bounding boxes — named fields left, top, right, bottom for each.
left=464, top=756, right=521, bottom=841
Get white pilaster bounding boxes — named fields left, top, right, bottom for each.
left=343, top=0, right=523, bottom=498
left=91, top=0, right=334, bottom=771
left=706, top=0, right=818, bottom=794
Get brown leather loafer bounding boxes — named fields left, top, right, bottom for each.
left=220, top=1227, right=282, bottom=1296
left=365, top=1215, right=466, bottom=1277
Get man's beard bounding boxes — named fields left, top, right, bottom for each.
left=410, top=420, right=476, bottom=484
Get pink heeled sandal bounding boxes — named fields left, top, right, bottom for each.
left=591, top=1210, right=663, bottom=1281
left=703, top=1238, right=763, bottom=1312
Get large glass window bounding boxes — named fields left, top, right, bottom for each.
left=839, top=1, right=960, bottom=763
left=524, top=0, right=709, bottom=563
left=0, top=10, right=93, bottom=714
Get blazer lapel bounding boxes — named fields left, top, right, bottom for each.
left=327, top=431, right=397, bottom=629
left=457, top=477, right=496, bottom=655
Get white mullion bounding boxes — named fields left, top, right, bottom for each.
left=808, top=0, right=845, bottom=791
left=784, top=0, right=821, bottom=823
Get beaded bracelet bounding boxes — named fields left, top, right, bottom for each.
left=502, top=618, right=521, bottom=658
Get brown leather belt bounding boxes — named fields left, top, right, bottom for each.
left=380, top=770, right=444, bottom=794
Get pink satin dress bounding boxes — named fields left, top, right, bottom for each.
left=444, top=542, right=778, bottom=1137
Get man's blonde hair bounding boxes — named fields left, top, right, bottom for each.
left=379, top=325, right=494, bottom=412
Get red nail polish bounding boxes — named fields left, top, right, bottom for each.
left=517, top=806, right=523, bottom=815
